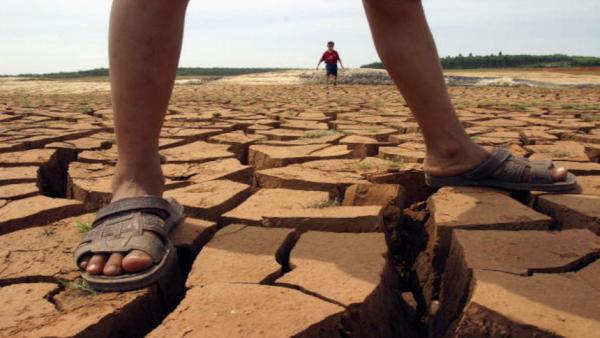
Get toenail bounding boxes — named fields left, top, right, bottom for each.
left=88, top=264, right=97, bottom=271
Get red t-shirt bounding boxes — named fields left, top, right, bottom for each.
left=321, top=50, right=340, bottom=64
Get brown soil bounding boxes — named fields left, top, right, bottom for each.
left=1, top=78, right=599, bottom=337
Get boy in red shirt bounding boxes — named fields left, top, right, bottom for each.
left=317, top=41, right=344, bottom=86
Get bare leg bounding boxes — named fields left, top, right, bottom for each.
left=79, top=0, right=189, bottom=276
left=362, top=0, right=567, bottom=180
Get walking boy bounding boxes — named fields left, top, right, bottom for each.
left=317, top=41, right=344, bottom=85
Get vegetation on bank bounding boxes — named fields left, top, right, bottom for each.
left=2, top=67, right=294, bottom=79
left=361, top=54, right=600, bottom=70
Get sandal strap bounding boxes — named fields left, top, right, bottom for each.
left=93, top=196, right=172, bottom=226
left=528, top=163, right=554, bottom=184
left=464, top=147, right=557, bottom=184
left=74, top=197, right=179, bottom=265
left=464, top=148, right=511, bottom=180
left=490, top=155, right=528, bottom=183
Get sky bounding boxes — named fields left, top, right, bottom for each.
left=1, top=0, right=599, bottom=74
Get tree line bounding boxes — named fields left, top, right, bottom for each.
left=361, top=54, right=600, bottom=70
left=2, top=67, right=293, bottom=78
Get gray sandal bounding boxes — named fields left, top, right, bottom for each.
left=74, top=196, right=184, bottom=292
left=425, top=148, right=577, bottom=192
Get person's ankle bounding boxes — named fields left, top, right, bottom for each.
left=424, top=138, right=488, bottom=176
left=111, top=159, right=164, bottom=201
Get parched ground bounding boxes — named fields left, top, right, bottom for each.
left=1, top=78, right=600, bottom=338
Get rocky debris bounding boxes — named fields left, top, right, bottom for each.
left=436, top=230, right=600, bottom=337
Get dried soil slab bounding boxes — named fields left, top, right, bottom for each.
left=45, top=132, right=114, bottom=151
left=519, top=130, right=558, bottom=145
left=262, top=205, right=384, bottom=233
left=77, top=148, right=117, bottom=164
left=249, top=144, right=351, bottom=170
left=255, top=128, right=312, bottom=141
left=343, top=183, right=404, bottom=208
left=525, top=141, right=589, bottom=162
left=437, top=230, right=600, bottom=338
left=302, top=157, right=427, bottom=205
left=208, top=131, right=265, bottom=161
left=0, top=149, right=57, bottom=167
left=0, top=195, right=85, bottom=235
left=0, top=215, right=216, bottom=338
left=536, top=194, right=600, bottom=234
left=162, top=158, right=252, bottom=185
left=338, top=127, right=396, bottom=142
left=186, top=224, right=294, bottom=286
left=429, top=187, right=551, bottom=232
left=147, top=283, right=343, bottom=338
left=256, top=164, right=368, bottom=195
left=554, top=160, right=600, bottom=176
left=378, top=146, right=425, bottom=163
left=222, top=188, right=330, bottom=226
left=574, top=175, right=600, bottom=195
left=339, top=135, right=382, bottom=157
left=67, top=162, right=188, bottom=210
left=165, top=180, right=251, bottom=221
left=277, top=231, right=386, bottom=305
left=160, top=141, right=235, bottom=164
left=280, top=120, right=329, bottom=130
left=0, top=183, right=39, bottom=200
left=467, top=118, right=528, bottom=128
left=160, top=127, right=222, bottom=141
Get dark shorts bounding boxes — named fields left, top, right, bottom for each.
left=326, top=63, right=338, bottom=76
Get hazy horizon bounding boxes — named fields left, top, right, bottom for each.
left=1, top=0, right=599, bottom=75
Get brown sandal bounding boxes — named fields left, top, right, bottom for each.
left=425, top=148, right=577, bottom=192
left=73, top=196, right=184, bottom=292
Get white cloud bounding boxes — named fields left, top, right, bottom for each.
left=0, top=0, right=599, bottom=74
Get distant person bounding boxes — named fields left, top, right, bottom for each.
left=74, top=0, right=576, bottom=292
left=317, top=41, right=344, bottom=86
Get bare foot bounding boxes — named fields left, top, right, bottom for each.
left=78, top=158, right=165, bottom=276
left=423, top=141, right=568, bottom=182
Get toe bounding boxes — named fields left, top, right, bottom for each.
left=122, top=250, right=153, bottom=273
left=78, top=255, right=91, bottom=270
left=103, top=253, right=124, bottom=276
left=550, top=167, right=568, bottom=181
left=86, top=254, right=108, bottom=275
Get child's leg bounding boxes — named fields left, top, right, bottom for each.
left=362, top=0, right=567, bottom=181
left=79, top=0, right=190, bottom=277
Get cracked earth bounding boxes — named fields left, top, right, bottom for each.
left=1, top=78, right=599, bottom=337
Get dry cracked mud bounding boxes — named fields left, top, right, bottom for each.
left=1, top=81, right=599, bottom=337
